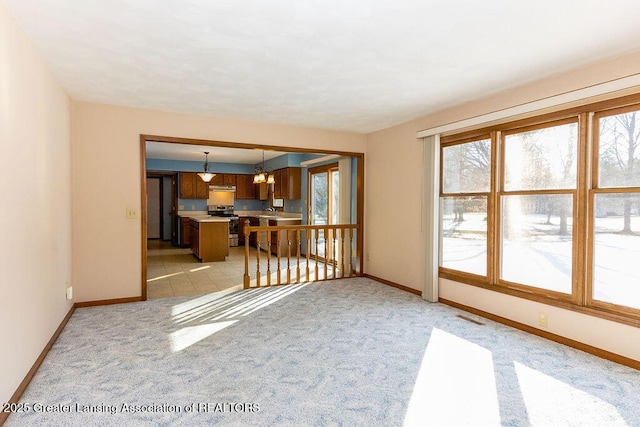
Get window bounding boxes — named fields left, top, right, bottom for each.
left=440, top=138, right=491, bottom=277
left=500, top=121, right=578, bottom=295
left=591, top=107, right=640, bottom=311
left=438, top=94, right=640, bottom=325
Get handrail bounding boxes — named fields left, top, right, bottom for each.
left=242, top=222, right=360, bottom=289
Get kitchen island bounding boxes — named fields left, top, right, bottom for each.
left=182, top=215, right=230, bottom=262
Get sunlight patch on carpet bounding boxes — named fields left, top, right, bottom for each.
left=514, top=362, right=627, bottom=426
left=404, top=328, right=501, bottom=426
left=169, top=321, right=238, bottom=352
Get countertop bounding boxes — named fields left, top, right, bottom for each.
left=178, top=211, right=302, bottom=222
left=178, top=212, right=230, bottom=223
left=236, top=211, right=302, bottom=221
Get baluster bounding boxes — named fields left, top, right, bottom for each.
left=267, top=228, right=272, bottom=286
left=306, top=230, right=311, bottom=282
left=340, top=227, right=345, bottom=279
left=315, top=228, right=319, bottom=281
left=296, top=229, right=301, bottom=284
left=244, top=225, right=250, bottom=289
left=276, top=228, right=281, bottom=286
left=256, top=232, right=261, bottom=287
left=286, top=230, right=291, bottom=284
left=323, top=227, right=328, bottom=281
left=332, top=228, right=337, bottom=280
left=349, top=227, right=354, bottom=277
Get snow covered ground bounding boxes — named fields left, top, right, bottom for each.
left=441, top=213, right=640, bottom=309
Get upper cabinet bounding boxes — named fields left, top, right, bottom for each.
left=179, top=172, right=208, bottom=199
left=273, top=167, right=301, bottom=200
left=236, top=174, right=256, bottom=199
left=179, top=170, right=298, bottom=200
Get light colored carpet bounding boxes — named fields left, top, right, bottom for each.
left=6, top=278, right=640, bottom=426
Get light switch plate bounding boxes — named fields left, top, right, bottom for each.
left=126, top=208, right=138, bottom=219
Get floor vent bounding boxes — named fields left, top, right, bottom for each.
left=456, top=314, right=484, bottom=325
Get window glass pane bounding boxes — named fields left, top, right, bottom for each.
left=440, top=196, right=487, bottom=276
left=442, top=139, right=491, bottom=193
left=501, top=194, right=573, bottom=293
left=504, top=123, right=577, bottom=191
left=593, top=194, right=640, bottom=309
left=598, top=109, right=640, bottom=188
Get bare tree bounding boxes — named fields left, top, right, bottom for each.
left=599, top=111, right=640, bottom=233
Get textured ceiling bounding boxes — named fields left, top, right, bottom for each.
left=4, top=0, right=640, bottom=133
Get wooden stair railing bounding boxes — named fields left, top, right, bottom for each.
left=242, top=222, right=359, bottom=289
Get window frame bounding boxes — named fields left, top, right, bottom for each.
left=439, top=134, right=494, bottom=284
left=438, top=93, right=640, bottom=328
left=496, top=118, right=581, bottom=302
left=587, top=105, right=640, bottom=317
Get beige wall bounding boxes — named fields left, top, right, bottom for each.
left=70, top=101, right=366, bottom=302
left=365, top=50, right=640, bottom=361
left=0, top=4, right=73, bottom=403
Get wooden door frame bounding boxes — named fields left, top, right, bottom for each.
left=140, top=134, right=365, bottom=301
left=308, top=162, right=340, bottom=261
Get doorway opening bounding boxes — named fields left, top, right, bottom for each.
left=140, top=134, right=365, bottom=301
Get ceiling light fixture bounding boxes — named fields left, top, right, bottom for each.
left=253, top=150, right=275, bottom=184
left=197, top=151, right=216, bottom=183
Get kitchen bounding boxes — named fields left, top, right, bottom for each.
left=145, top=142, right=357, bottom=299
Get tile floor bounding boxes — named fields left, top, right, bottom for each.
left=146, top=240, right=247, bottom=299
left=147, top=240, right=338, bottom=299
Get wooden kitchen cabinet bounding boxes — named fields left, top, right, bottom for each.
left=179, top=172, right=196, bottom=199
left=195, top=175, right=209, bottom=199
left=245, top=176, right=256, bottom=199
left=189, top=219, right=229, bottom=262
left=272, top=167, right=301, bottom=200
left=179, top=172, right=208, bottom=199
left=268, top=219, right=301, bottom=255
left=236, top=174, right=256, bottom=199
left=258, top=182, right=269, bottom=200
left=223, top=174, right=237, bottom=186
left=210, top=174, right=224, bottom=186
left=239, top=216, right=260, bottom=246
left=273, top=169, right=283, bottom=199
left=189, top=220, right=199, bottom=257
left=180, top=217, right=192, bottom=247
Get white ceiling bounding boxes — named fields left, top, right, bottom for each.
left=4, top=0, right=640, bottom=133
left=146, top=141, right=290, bottom=163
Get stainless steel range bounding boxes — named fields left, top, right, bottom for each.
left=207, top=205, right=239, bottom=247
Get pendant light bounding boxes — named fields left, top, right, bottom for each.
left=197, top=151, right=216, bottom=182
left=253, top=150, right=275, bottom=184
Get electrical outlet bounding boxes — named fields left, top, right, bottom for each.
left=191, top=205, right=196, bottom=210
left=366, top=253, right=370, bottom=262
left=179, top=205, right=184, bottom=210
left=126, top=208, right=138, bottom=219
left=538, top=312, right=548, bottom=328
left=66, top=286, right=73, bottom=300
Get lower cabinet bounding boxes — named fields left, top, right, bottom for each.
left=238, top=217, right=260, bottom=246
left=268, top=219, right=301, bottom=256
left=180, top=217, right=192, bottom=247
left=189, top=219, right=229, bottom=262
